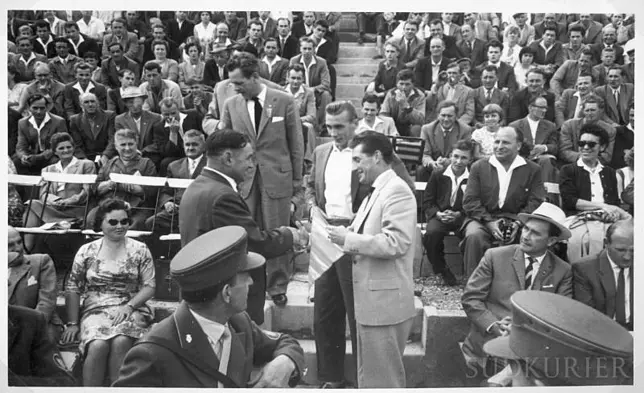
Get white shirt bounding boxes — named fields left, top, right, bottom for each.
left=443, top=22, right=453, bottom=35
left=577, top=158, right=604, bottom=203
left=607, top=253, right=631, bottom=323
left=443, top=165, right=469, bottom=207
left=526, top=117, right=540, bottom=142
left=77, top=17, right=106, bottom=40
left=488, top=154, right=527, bottom=208
left=28, top=113, right=52, bottom=151
left=53, top=156, right=80, bottom=192
left=189, top=310, right=231, bottom=389
left=164, top=112, right=188, bottom=140
left=539, top=40, right=554, bottom=57
left=35, top=36, right=54, bottom=53
left=324, top=143, right=354, bottom=219
left=299, top=55, right=317, bottom=87
left=72, top=81, right=95, bottom=95
left=19, top=52, right=37, bottom=66
left=204, top=167, right=238, bottom=192
left=132, top=116, right=141, bottom=132
left=68, top=35, right=85, bottom=55
left=573, top=91, right=584, bottom=118
left=524, top=252, right=546, bottom=290
left=357, top=116, right=384, bottom=134
left=188, top=154, right=203, bottom=176
left=246, top=84, right=267, bottom=131
left=261, top=55, right=282, bottom=75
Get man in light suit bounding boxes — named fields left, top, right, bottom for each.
left=549, top=50, right=594, bottom=97
left=101, top=18, right=139, bottom=61
left=154, top=98, right=204, bottom=174
left=139, top=61, right=183, bottom=114
left=327, top=131, right=417, bottom=388
left=573, top=219, right=633, bottom=331
left=473, top=66, right=510, bottom=126
left=426, top=62, right=475, bottom=124
left=461, top=202, right=572, bottom=369
left=593, top=66, right=633, bottom=126
left=219, top=52, right=304, bottom=306
left=554, top=73, right=595, bottom=128
left=259, top=38, right=290, bottom=85
left=306, top=102, right=414, bottom=388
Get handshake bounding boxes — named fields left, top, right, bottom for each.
left=284, top=221, right=311, bottom=252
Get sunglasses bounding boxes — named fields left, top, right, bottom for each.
left=107, top=218, right=130, bottom=226
left=577, top=140, right=598, bottom=148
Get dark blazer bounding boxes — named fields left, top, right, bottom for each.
left=559, top=162, right=620, bottom=215
left=8, top=305, right=75, bottom=387
left=16, top=114, right=68, bottom=162
left=473, top=86, right=510, bottom=124
left=100, top=57, right=141, bottom=89
left=420, top=120, right=473, bottom=161
left=8, top=107, right=21, bottom=157
left=573, top=250, right=633, bottom=330
left=277, top=35, right=299, bottom=60
left=528, top=40, right=565, bottom=67
left=593, top=83, right=634, bottom=126
left=62, top=81, right=108, bottom=119
left=167, top=19, right=196, bottom=45
left=115, top=111, right=164, bottom=153
left=154, top=110, right=204, bottom=160
left=533, top=21, right=568, bottom=43
left=179, top=169, right=294, bottom=256
left=427, top=34, right=462, bottom=61
left=113, top=302, right=304, bottom=387
left=32, top=36, right=57, bottom=58
left=508, top=117, right=558, bottom=155
left=589, top=43, right=625, bottom=65
left=203, top=60, right=229, bottom=88
left=568, top=21, right=603, bottom=45
left=422, top=169, right=469, bottom=220
left=475, top=61, right=518, bottom=93
left=397, top=36, right=426, bottom=67
left=158, top=156, right=207, bottom=207
left=610, top=125, right=634, bottom=169
left=463, top=157, right=545, bottom=223
left=106, top=88, right=128, bottom=115
left=291, top=20, right=312, bottom=39
left=462, top=245, right=572, bottom=357
left=414, top=56, right=450, bottom=91
left=260, top=17, right=279, bottom=39
left=8, top=254, right=61, bottom=326
left=259, top=58, right=290, bottom=85
left=69, top=109, right=117, bottom=160
left=507, top=88, right=556, bottom=123
left=315, top=38, right=337, bottom=64
left=458, top=38, right=487, bottom=67
left=67, top=34, right=100, bottom=58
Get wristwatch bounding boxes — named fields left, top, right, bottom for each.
left=65, top=321, right=78, bottom=328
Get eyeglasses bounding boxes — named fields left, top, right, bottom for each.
left=107, top=218, right=130, bottom=226
left=577, top=140, right=598, bottom=148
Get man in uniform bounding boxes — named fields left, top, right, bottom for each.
left=113, top=226, right=305, bottom=387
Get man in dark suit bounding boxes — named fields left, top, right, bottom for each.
left=534, top=13, right=568, bottom=43
left=154, top=98, right=204, bottom=173
left=568, top=14, right=603, bottom=46
left=573, top=219, right=633, bottom=331
left=259, top=38, right=289, bottom=85
left=178, top=130, right=307, bottom=324
left=63, top=21, right=100, bottom=59
left=461, top=202, right=572, bottom=366
left=142, top=24, right=181, bottom=63
left=114, top=226, right=305, bottom=387
left=291, top=11, right=315, bottom=39
left=507, top=68, right=555, bottom=123
left=145, top=130, right=206, bottom=234
left=258, top=12, right=278, bottom=39
left=32, top=20, right=57, bottom=58
left=593, top=66, right=634, bottom=126
left=473, top=66, right=510, bottom=126
left=528, top=26, right=565, bottom=72
left=102, top=18, right=140, bottom=61
left=414, top=37, right=451, bottom=92
left=610, top=104, right=634, bottom=169
left=166, top=11, right=195, bottom=47
left=100, top=43, right=141, bottom=89
left=458, top=24, right=486, bottom=68
left=69, top=92, right=116, bottom=165
left=62, top=63, right=108, bottom=119
left=425, top=19, right=462, bottom=61
left=475, top=40, right=518, bottom=94
left=588, top=25, right=624, bottom=65
left=395, top=20, right=425, bottom=69
left=462, top=127, right=545, bottom=278
left=276, top=17, right=299, bottom=60
left=422, top=140, right=474, bottom=286
left=203, top=45, right=230, bottom=88
left=311, top=19, right=337, bottom=65
left=106, top=69, right=138, bottom=115
left=220, top=53, right=305, bottom=306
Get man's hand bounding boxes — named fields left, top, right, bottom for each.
left=422, top=156, right=435, bottom=168
left=502, top=221, right=521, bottom=245
left=164, top=201, right=178, bottom=214
left=248, top=354, right=296, bottom=388
left=327, top=225, right=349, bottom=246
left=485, top=219, right=503, bottom=242
left=20, top=155, right=32, bottom=165
left=530, top=145, right=547, bottom=157
left=100, top=155, right=109, bottom=167
left=295, top=221, right=309, bottom=249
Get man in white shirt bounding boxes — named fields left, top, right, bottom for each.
left=259, top=38, right=289, bottom=85
left=356, top=94, right=398, bottom=136
left=77, top=11, right=106, bottom=41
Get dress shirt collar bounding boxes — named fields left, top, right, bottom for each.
left=285, top=84, right=305, bottom=97
left=28, top=112, right=52, bottom=130
left=576, top=157, right=603, bottom=174
left=489, top=154, right=527, bottom=172
left=332, top=142, right=352, bottom=153
left=525, top=252, right=547, bottom=266
left=54, top=156, right=79, bottom=173
left=20, top=52, right=37, bottom=65
left=442, top=164, right=469, bottom=184
left=189, top=308, right=228, bottom=343
left=251, top=84, right=268, bottom=106
left=299, top=54, right=317, bottom=66
left=164, top=112, right=187, bottom=128
left=431, top=57, right=443, bottom=67
left=358, top=116, right=384, bottom=131
left=204, top=166, right=237, bottom=192
left=610, top=85, right=621, bottom=95
left=539, top=40, right=553, bottom=51
left=73, top=81, right=94, bottom=95
left=261, top=55, right=282, bottom=67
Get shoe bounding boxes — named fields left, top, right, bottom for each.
left=441, top=269, right=458, bottom=286
left=372, top=54, right=383, bottom=60
left=319, top=381, right=347, bottom=389
left=357, top=35, right=364, bottom=45
left=272, top=294, right=288, bottom=306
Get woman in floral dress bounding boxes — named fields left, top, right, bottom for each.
left=8, top=156, right=24, bottom=227
left=471, top=103, right=504, bottom=160
left=60, top=198, right=155, bottom=386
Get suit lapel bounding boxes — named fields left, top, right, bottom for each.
left=226, top=331, right=247, bottom=386
left=511, top=247, right=525, bottom=285
left=257, top=89, right=276, bottom=138
left=237, top=96, right=256, bottom=139
left=598, top=251, right=617, bottom=317
left=8, top=261, right=31, bottom=302
left=192, top=157, right=207, bottom=179
left=532, top=252, right=555, bottom=290
left=319, top=144, right=333, bottom=204
left=351, top=170, right=394, bottom=233
left=534, top=120, right=548, bottom=145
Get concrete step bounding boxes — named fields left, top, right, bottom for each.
left=298, top=338, right=426, bottom=387
left=335, top=83, right=370, bottom=100
left=338, top=31, right=362, bottom=43
left=335, top=63, right=378, bottom=77
left=337, top=75, right=374, bottom=85
left=337, top=45, right=379, bottom=58
left=336, top=57, right=378, bottom=64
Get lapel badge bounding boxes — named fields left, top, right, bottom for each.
left=186, top=334, right=192, bottom=343
left=265, top=104, right=273, bottom=119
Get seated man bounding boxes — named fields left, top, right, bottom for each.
left=588, top=25, right=624, bottom=65
left=426, top=61, right=475, bottom=124
left=203, top=45, right=231, bottom=88
left=8, top=227, right=63, bottom=344
left=380, top=69, right=426, bottom=137
left=592, top=47, right=617, bottom=86
left=145, top=130, right=206, bottom=234
left=356, top=94, right=398, bottom=136
left=182, top=81, right=213, bottom=116
left=17, top=63, right=66, bottom=118
left=561, top=24, right=590, bottom=62
left=107, top=69, right=137, bottom=115
left=142, top=23, right=180, bottom=63
left=475, top=40, right=518, bottom=95
left=472, top=65, right=510, bottom=127
left=62, top=62, right=108, bottom=120
left=139, top=61, right=183, bottom=114
left=32, top=20, right=57, bottom=58
left=593, top=66, right=634, bottom=126
left=527, top=26, right=564, bottom=75
left=10, top=35, right=48, bottom=83
left=559, top=95, right=616, bottom=165
left=100, top=42, right=141, bottom=89
left=573, top=219, right=633, bottom=331
left=393, top=20, right=425, bottom=69
left=550, top=49, right=594, bottom=97
left=101, top=18, right=140, bottom=61
left=461, top=127, right=545, bottom=278
left=458, top=24, right=487, bottom=68
left=554, top=72, right=595, bottom=128
left=48, top=37, right=82, bottom=84
left=507, top=68, right=555, bottom=123
left=69, top=92, right=116, bottom=165
left=236, top=19, right=266, bottom=58
left=461, top=202, right=572, bottom=373
left=422, top=139, right=474, bottom=286
left=259, top=37, right=289, bottom=85
left=283, top=64, right=317, bottom=162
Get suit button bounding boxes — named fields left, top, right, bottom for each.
left=353, top=260, right=357, bottom=265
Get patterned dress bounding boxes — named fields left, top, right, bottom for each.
left=471, top=127, right=497, bottom=158
left=8, top=157, right=24, bottom=227
left=66, top=237, right=155, bottom=355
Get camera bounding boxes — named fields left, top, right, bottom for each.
left=498, top=218, right=516, bottom=243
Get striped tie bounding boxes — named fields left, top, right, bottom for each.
left=525, top=257, right=536, bottom=290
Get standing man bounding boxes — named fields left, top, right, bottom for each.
left=326, top=131, right=417, bottom=388
left=114, top=226, right=305, bottom=387
left=219, top=53, right=304, bottom=306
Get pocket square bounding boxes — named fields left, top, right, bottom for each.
left=272, top=116, right=284, bottom=123
left=27, top=275, right=38, bottom=286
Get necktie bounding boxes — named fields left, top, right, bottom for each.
left=281, top=38, right=285, bottom=53
left=252, top=97, right=262, bottom=131
left=406, top=40, right=411, bottom=61
left=525, top=257, right=536, bottom=289
left=616, top=268, right=626, bottom=325
left=189, top=159, right=197, bottom=176
left=486, top=89, right=492, bottom=101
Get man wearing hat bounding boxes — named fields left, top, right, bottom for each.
left=203, top=44, right=231, bottom=88
left=483, top=291, right=633, bottom=386
left=461, top=202, right=573, bottom=376
left=114, top=226, right=305, bottom=387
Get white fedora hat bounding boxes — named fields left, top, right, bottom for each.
left=518, top=202, right=571, bottom=241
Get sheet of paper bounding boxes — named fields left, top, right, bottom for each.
left=308, top=206, right=346, bottom=283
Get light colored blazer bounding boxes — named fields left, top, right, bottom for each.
left=102, top=32, right=140, bottom=61
left=178, top=60, right=206, bottom=92
left=343, top=169, right=417, bottom=326
left=220, top=86, right=304, bottom=199
left=427, top=83, right=475, bottom=124
left=554, top=88, right=582, bottom=127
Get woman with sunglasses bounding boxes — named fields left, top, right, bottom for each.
left=559, top=123, right=631, bottom=263
left=61, top=198, right=155, bottom=386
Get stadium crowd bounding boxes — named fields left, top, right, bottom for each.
left=7, top=10, right=634, bottom=388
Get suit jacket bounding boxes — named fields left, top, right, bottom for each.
left=106, top=88, right=128, bottom=115
left=568, top=21, right=603, bottom=45
left=413, top=56, right=450, bottom=91
left=16, top=114, right=68, bottom=161
left=285, top=85, right=316, bottom=126
left=458, top=38, right=487, bottom=67
left=475, top=61, right=518, bottom=93
left=289, top=55, right=331, bottom=93
left=260, top=17, right=278, bottom=39
left=179, top=169, right=294, bottom=256
left=18, top=81, right=66, bottom=118
left=291, top=21, right=313, bottom=39
left=139, top=80, right=184, bottom=113
left=588, top=43, right=624, bottom=65
left=102, top=32, right=140, bottom=61
left=203, top=60, right=229, bottom=88
left=69, top=109, right=117, bottom=159
left=277, top=35, right=299, bottom=60
left=463, top=157, right=545, bottom=223
left=611, top=125, right=634, bottom=169
left=421, top=120, right=473, bottom=162
left=473, top=86, right=510, bottom=123
left=315, top=37, right=337, bottom=64
left=397, top=36, right=426, bottom=67
left=528, top=40, right=565, bottom=67
left=559, top=163, right=620, bottom=215
left=9, top=53, right=49, bottom=83
left=142, top=37, right=181, bottom=63
left=427, top=83, right=475, bottom=124
left=220, top=87, right=304, bottom=199
left=593, top=83, right=634, bottom=126
left=100, top=57, right=141, bottom=89
left=306, top=142, right=415, bottom=215
left=462, top=245, right=572, bottom=356
left=343, top=169, right=417, bottom=326
left=573, top=250, right=633, bottom=330
left=158, top=156, right=206, bottom=208
left=507, top=88, right=556, bottom=124
left=47, top=55, right=82, bottom=84
left=167, top=19, right=196, bottom=46
left=472, top=20, right=497, bottom=42
left=154, top=110, right=204, bottom=159
left=115, top=110, right=164, bottom=153
left=621, top=62, right=634, bottom=84
left=559, top=119, right=616, bottom=165
left=68, top=34, right=100, bottom=58
left=554, top=89, right=586, bottom=127
left=422, top=168, right=468, bottom=220
left=8, top=254, right=61, bottom=325
left=62, top=81, right=108, bottom=119
left=236, top=37, right=266, bottom=58
left=259, top=58, right=290, bottom=85
left=534, top=21, right=568, bottom=43
left=549, top=59, right=591, bottom=96
left=113, top=302, right=305, bottom=387
left=226, top=17, right=248, bottom=41
left=508, top=117, right=558, bottom=155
